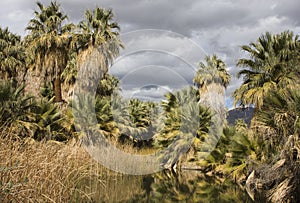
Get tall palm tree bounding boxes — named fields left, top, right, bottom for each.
left=234, top=31, right=300, bottom=108
left=75, top=7, right=123, bottom=91
left=24, top=1, right=73, bottom=102
left=0, top=27, right=25, bottom=82
left=193, top=54, right=231, bottom=123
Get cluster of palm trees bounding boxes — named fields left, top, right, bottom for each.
left=0, top=1, right=123, bottom=141
left=193, top=31, right=300, bottom=202
left=0, top=81, right=72, bottom=141
left=23, top=2, right=122, bottom=102
left=0, top=2, right=229, bottom=148
left=1, top=1, right=300, bottom=201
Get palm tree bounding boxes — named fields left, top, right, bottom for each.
left=193, top=54, right=231, bottom=123
left=0, top=80, right=74, bottom=141
left=234, top=31, right=300, bottom=109
left=95, top=95, right=119, bottom=139
left=0, top=81, right=35, bottom=138
left=24, top=1, right=73, bottom=102
left=246, top=86, right=300, bottom=202
left=108, top=95, right=157, bottom=145
left=253, top=86, right=300, bottom=154
left=225, top=124, right=258, bottom=180
left=75, top=7, right=123, bottom=91
left=154, top=87, right=212, bottom=169
left=96, top=74, right=120, bottom=98
left=0, top=27, right=25, bottom=82
left=193, top=55, right=230, bottom=167
left=126, top=99, right=159, bottom=147
left=31, top=98, right=71, bottom=141
left=128, top=99, right=151, bottom=128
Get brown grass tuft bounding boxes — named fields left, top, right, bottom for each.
left=0, top=133, right=105, bottom=202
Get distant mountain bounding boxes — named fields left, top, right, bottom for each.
left=226, top=107, right=255, bottom=127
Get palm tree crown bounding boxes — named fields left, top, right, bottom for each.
left=79, top=7, right=122, bottom=49
left=193, top=54, right=231, bottom=90
left=193, top=54, right=230, bottom=129
left=75, top=6, right=123, bottom=92
left=234, top=31, right=300, bottom=108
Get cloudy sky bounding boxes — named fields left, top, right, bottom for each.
left=1, top=0, right=300, bottom=108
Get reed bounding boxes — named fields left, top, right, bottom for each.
left=0, top=132, right=105, bottom=202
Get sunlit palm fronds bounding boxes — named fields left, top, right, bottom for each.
left=234, top=31, right=300, bottom=108
left=0, top=81, right=35, bottom=137
left=24, top=1, right=74, bottom=102
left=154, top=87, right=212, bottom=168
left=194, top=54, right=231, bottom=89
left=76, top=6, right=123, bottom=92
left=0, top=27, right=25, bottom=82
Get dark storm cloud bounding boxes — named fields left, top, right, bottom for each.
left=110, top=51, right=197, bottom=85
left=1, top=0, right=300, bottom=107
left=58, top=0, right=300, bottom=36
left=2, top=0, right=300, bottom=40
left=273, top=0, right=300, bottom=26
left=122, top=85, right=172, bottom=101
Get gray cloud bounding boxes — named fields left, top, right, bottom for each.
left=1, top=0, right=300, bottom=107
left=121, top=85, right=173, bottom=102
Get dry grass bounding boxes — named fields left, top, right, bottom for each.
left=0, top=133, right=105, bottom=202
left=113, top=141, right=158, bottom=155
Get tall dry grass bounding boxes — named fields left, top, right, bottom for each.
left=0, top=132, right=105, bottom=202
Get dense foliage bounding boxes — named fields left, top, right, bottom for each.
left=0, top=1, right=299, bottom=202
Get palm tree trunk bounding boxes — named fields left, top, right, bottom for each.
left=199, top=83, right=226, bottom=146
left=54, top=77, right=63, bottom=102
left=200, top=83, right=226, bottom=123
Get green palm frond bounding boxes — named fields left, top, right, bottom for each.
left=0, top=27, right=25, bottom=81
left=0, top=81, right=36, bottom=137
left=252, top=86, right=300, bottom=157
left=154, top=87, right=212, bottom=167
left=24, top=1, right=73, bottom=102
left=194, top=54, right=231, bottom=89
left=234, top=30, right=300, bottom=108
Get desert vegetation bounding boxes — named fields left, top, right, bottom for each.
left=0, top=1, right=300, bottom=202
